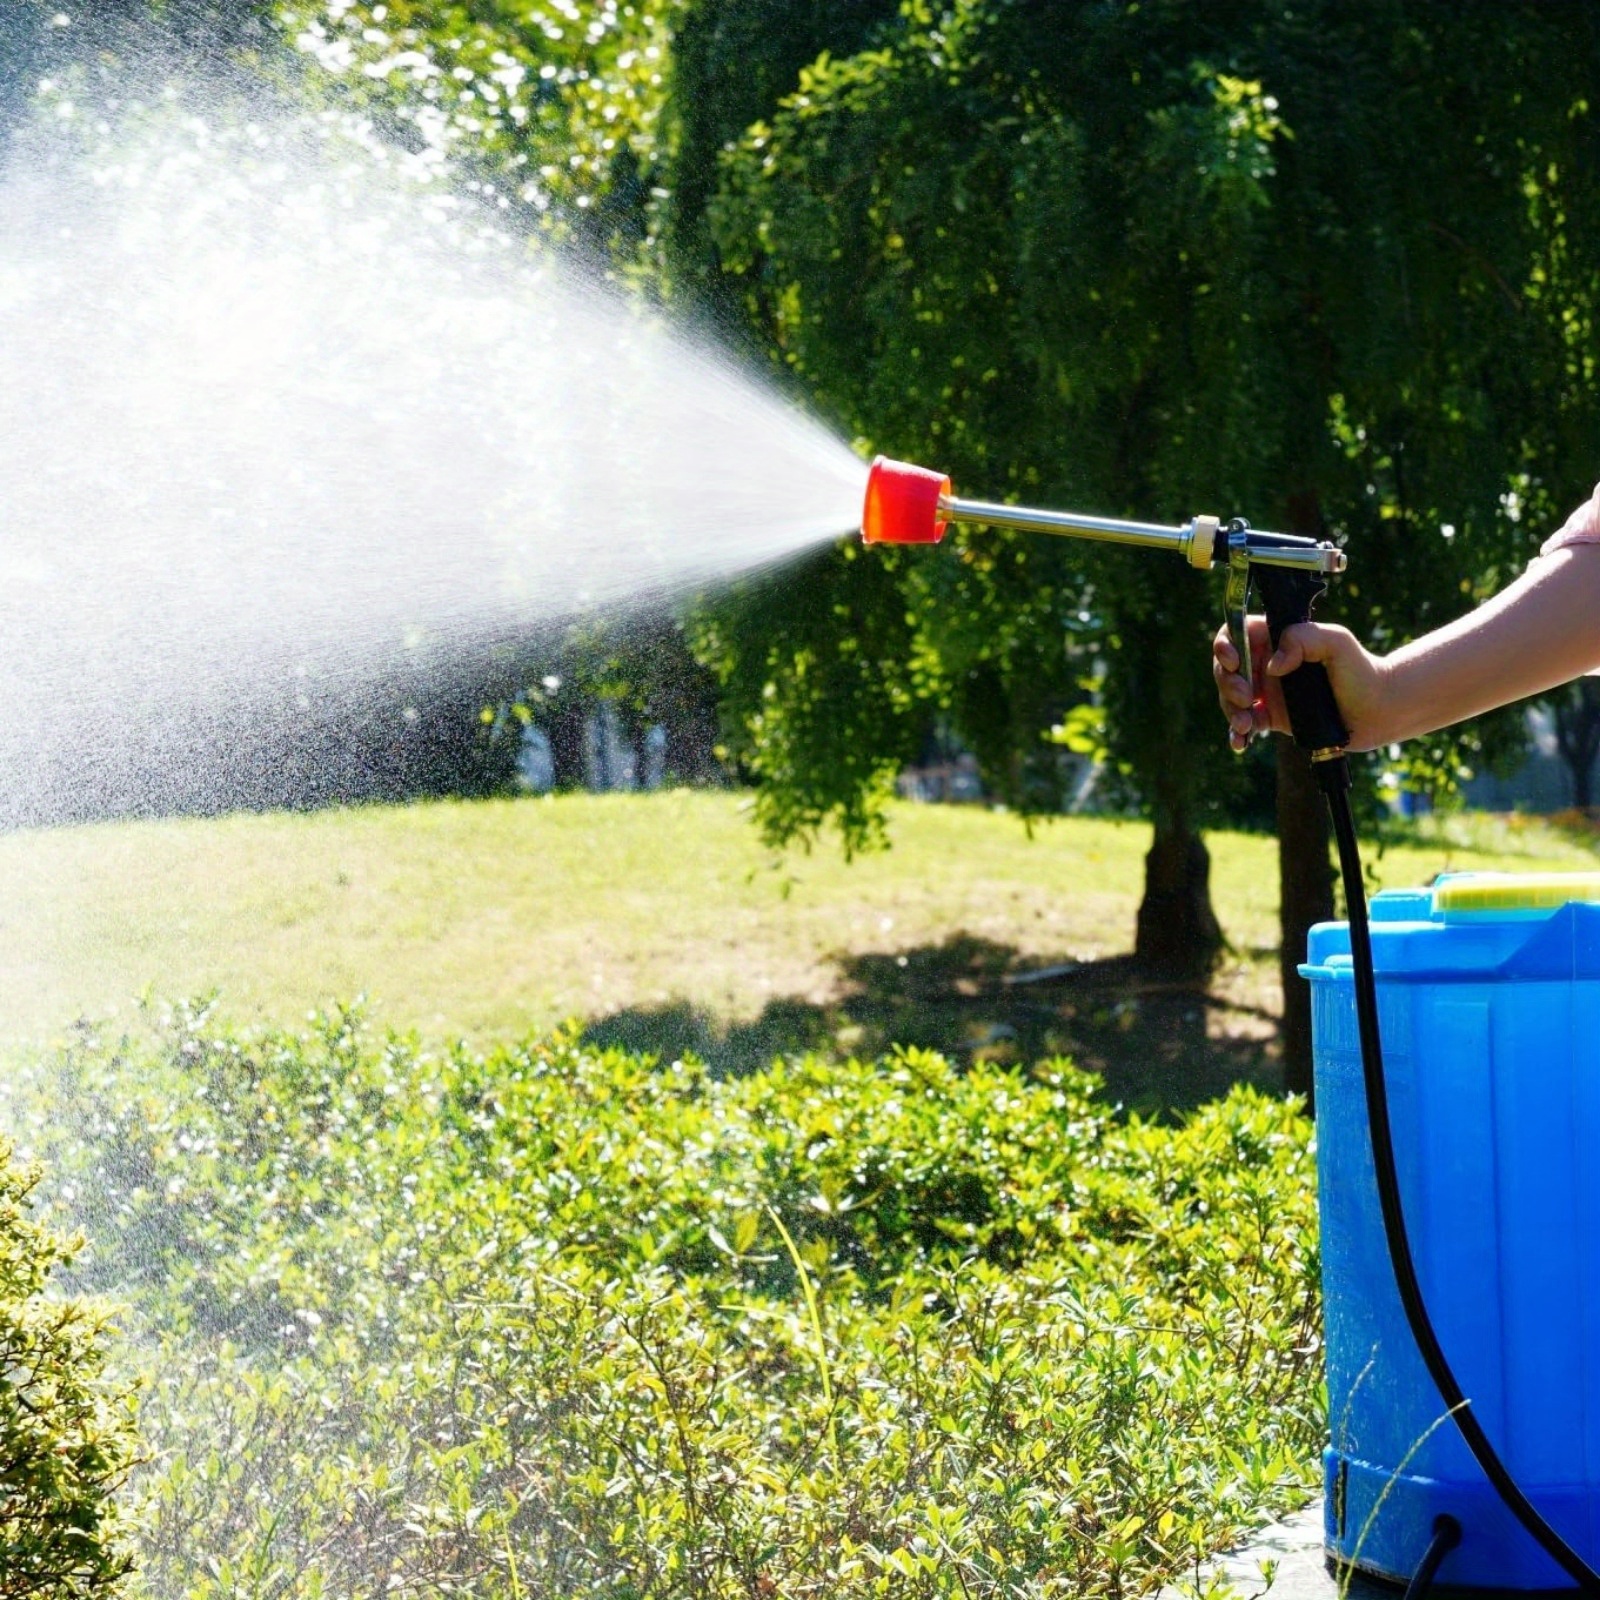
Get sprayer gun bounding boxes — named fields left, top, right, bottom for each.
left=861, top=455, right=1352, bottom=760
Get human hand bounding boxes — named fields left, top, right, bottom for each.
left=1213, top=617, right=1390, bottom=753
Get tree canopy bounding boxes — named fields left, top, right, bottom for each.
left=665, top=0, right=1600, bottom=1022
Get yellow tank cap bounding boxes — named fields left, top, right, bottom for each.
left=1432, top=872, right=1600, bottom=917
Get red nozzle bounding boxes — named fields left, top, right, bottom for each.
left=861, top=455, right=951, bottom=545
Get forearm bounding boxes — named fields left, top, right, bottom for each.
left=1375, top=544, right=1600, bottom=744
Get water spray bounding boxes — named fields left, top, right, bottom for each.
left=859, top=453, right=1600, bottom=1596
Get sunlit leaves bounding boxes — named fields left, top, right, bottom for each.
left=281, top=0, right=679, bottom=249
left=0, top=1144, right=136, bottom=1598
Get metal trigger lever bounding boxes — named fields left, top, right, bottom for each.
left=1224, top=520, right=1256, bottom=713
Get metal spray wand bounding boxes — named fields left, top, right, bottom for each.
left=860, top=454, right=1351, bottom=759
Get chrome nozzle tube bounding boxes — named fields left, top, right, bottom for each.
left=938, top=492, right=1193, bottom=553
left=936, top=492, right=1346, bottom=575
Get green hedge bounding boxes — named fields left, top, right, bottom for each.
left=39, top=1007, right=1321, bottom=1598
left=0, top=1139, right=135, bottom=1598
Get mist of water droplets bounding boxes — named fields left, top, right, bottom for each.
left=0, top=93, right=865, bottom=827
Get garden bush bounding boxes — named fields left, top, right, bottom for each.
left=31, top=1005, right=1321, bottom=1599
left=0, top=1138, right=136, bottom=1598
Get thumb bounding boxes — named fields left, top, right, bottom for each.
left=1266, top=621, right=1343, bottom=677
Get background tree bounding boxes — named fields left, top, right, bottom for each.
left=668, top=0, right=1600, bottom=1085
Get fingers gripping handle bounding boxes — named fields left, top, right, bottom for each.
left=1254, top=564, right=1350, bottom=753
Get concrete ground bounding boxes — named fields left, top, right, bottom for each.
left=1176, top=1501, right=1399, bottom=1600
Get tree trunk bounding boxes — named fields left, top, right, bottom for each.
left=1135, top=787, right=1223, bottom=982
left=1124, top=589, right=1224, bottom=982
left=1274, top=490, right=1339, bottom=1107
left=545, top=697, right=588, bottom=790
left=1276, top=740, right=1335, bottom=1106
left=615, top=702, right=652, bottom=791
left=1553, top=680, right=1600, bottom=810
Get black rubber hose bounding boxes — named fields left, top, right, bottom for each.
left=1403, top=1517, right=1463, bottom=1600
left=1319, top=754, right=1600, bottom=1595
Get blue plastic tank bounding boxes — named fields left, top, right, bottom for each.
left=1304, top=871, right=1600, bottom=1590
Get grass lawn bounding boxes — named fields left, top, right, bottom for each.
left=0, top=791, right=1590, bottom=1108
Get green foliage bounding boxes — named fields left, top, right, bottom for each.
left=0, top=1141, right=136, bottom=1599
left=34, top=1007, right=1320, bottom=1598
left=280, top=0, right=682, bottom=259
left=688, top=543, right=931, bottom=853
left=660, top=0, right=899, bottom=320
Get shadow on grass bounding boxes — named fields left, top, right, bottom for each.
left=582, top=933, right=1280, bottom=1119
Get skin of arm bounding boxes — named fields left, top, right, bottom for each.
left=1213, top=541, right=1600, bottom=753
